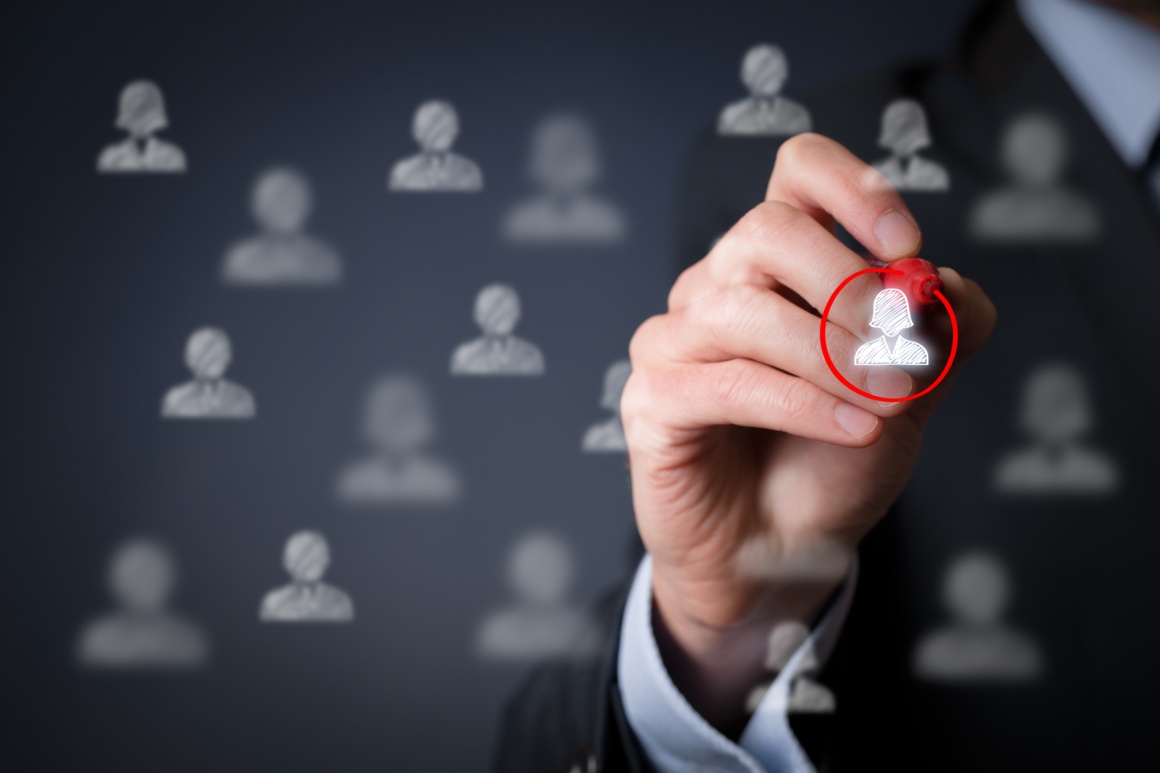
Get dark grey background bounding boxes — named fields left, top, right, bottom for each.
left=2, top=1, right=973, bottom=770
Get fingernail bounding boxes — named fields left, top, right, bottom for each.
left=836, top=403, right=879, bottom=438
left=874, top=210, right=920, bottom=258
left=866, top=367, right=913, bottom=405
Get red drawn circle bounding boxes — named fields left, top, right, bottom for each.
left=819, top=267, right=958, bottom=403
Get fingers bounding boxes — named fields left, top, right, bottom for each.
left=637, top=284, right=915, bottom=416
left=767, top=133, right=922, bottom=261
left=621, top=358, right=884, bottom=450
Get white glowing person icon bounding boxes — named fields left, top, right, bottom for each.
left=854, top=289, right=930, bottom=366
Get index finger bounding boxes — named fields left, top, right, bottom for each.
left=767, top=133, right=922, bottom=262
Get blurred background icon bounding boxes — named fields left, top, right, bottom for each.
left=450, top=284, right=545, bottom=376
left=745, top=620, right=810, bottom=712
left=161, top=327, right=256, bottom=419
left=259, top=531, right=355, bottom=623
left=476, top=532, right=601, bottom=661
left=993, top=363, right=1119, bottom=495
left=872, top=98, right=950, bottom=191
left=221, top=166, right=343, bottom=286
left=969, top=112, right=1101, bottom=243
left=77, top=538, right=208, bottom=669
left=912, top=551, right=1043, bottom=683
left=336, top=373, right=460, bottom=505
left=502, top=113, right=627, bottom=244
left=96, top=80, right=187, bottom=173
left=581, top=359, right=631, bottom=453
left=717, top=44, right=811, bottom=137
left=388, top=100, right=483, bottom=192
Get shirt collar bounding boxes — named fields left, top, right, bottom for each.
left=1019, top=0, right=1160, bottom=167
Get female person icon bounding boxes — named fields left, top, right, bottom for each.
left=854, top=289, right=930, bottom=366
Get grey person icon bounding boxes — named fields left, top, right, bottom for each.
left=221, top=166, right=343, bottom=286
left=913, top=552, right=1042, bottom=683
left=970, top=112, right=1100, bottom=243
left=581, top=360, right=631, bottom=453
left=476, top=533, right=601, bottom=661
left=502, top=113, right=626, bottom=244
left=993, top=363, right=1118, bottom=495
left=717, top=44, right=812, bottom=137
left=96, top=81, right=187, bottom=173
left=872, top=99, right=950, bottom=192
left=744, top=621, right=836, bottom=713
left=161, top=328, right=256, bottom=419
left=259, top=531, right=354, bottom=623
left=450, top=284, right=545, bottom=376
left=388, top=100, right=483, bottom=192
left=336, top=374, right=460, bottom=505
left=77, top=538, right=207, bottom=669
left=854, top=289, right=930, bottom=366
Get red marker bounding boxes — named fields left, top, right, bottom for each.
left=863, top=256, right=942, bottom=308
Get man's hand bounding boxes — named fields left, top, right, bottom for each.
left=622, top=133, right=996, bottom=735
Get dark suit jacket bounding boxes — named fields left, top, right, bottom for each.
left=494, top=2, right=1160, bottom=770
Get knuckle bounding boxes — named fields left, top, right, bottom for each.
left=702, top=284, right=766, bottom=341
left=771, top=376, right=814, bottom=423
left=741, top=200, right=805, bottom=249
left=667, top=264, right=701, bottom=311
left=775, top=132, right=826, bottom=168
left=628, top=314, right=667, bottom=365
left=710, top=360, right=753, bottom=409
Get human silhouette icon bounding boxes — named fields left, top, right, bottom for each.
left=717, top=44, right=812, bottom=137
left=161, top=327, right=256, bottom=419
left=450, top=284, right=545, bottom=376
left=854, top=289, right=930, bottom=366
left=336, top=374, right=460, bottom=504
left=96, top=81, right=187, bottom=173
left=77, top=538, right=207, bottom=669
left=872, top=99, right=950, bottom=192
left=993, top=363, right=1118, bottom=495
left=476, top=533, right=600, bottom=661
left=581, top=360, right=632, bottom=453
left=744, top=621, right=836, bottom=713
left=913, top=552, right=1042, bottom=682
left=259, top=531, right=354, bottom=623
left=221, top=166, right=343, bottom=286
left=970, top=112, right=1101, bottom=243
left=503, top=113, right=626, bottom=244
left=388, top=100, right=483, bottom=192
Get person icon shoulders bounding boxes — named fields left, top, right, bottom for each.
left=581, top=360, right=631, bottom=453
left=97, top=80, right=187, bottom=173
left=854, top=289, right=930, bottom=367
left=161, top=327, right=256, bottom=419
left=717, top=44, right=812, bottom=137
left=502, top=114, right=627, bottom=244
left=336, top=374, right=461, bottom=505
left=388, top=100, right=483, bottom=192
left=913, top=552, right=1043, bottom=683
left=259, top=531, right=354, bottom=623
left=993, top=363, right=1119, bottom=495
left=76, top=538, right=208, bottom=669
left=222, top=167, right=342, bottom=286
left=969, top=112, right=1101, bottom=244
left=450, top=284, right=545, bottom=376
left=476, top=533, right=601, bottom=661
left=871, top=99, right=950, bottom=192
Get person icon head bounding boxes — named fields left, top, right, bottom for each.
left=251, top=167, right=312, bottom=234
left=412, top=100, right=460, bottom=154
left=879, top=99, right=932, bottom=158
left=283, top=531, right=331, bottom=585
left=1019, top=363, right=1091, bottom=446
left=474, top=283, right=522, bottom=338
left=362, top=374, right=435, bottom=457
left=868, top=288, right=914, bottom=337
left=115, top=80, right=168, bottom=139
left=509, top=533, right=574, bottom=607
left=741, top=44, right=789, bottom=98
left=185, top=327, right=232, bottom=381
left=944, top=552, right=1009, bottom=628
left=763, top=620, right=810, bottom=671
left=109, top=538, right=175, bottom=614
left=1002, top=112, right=1068, bottom=187
left=530, top=114, right=601, bottom=195
left=599, top=360, right=632, bottom=413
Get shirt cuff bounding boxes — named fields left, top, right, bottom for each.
left=616, top=553, right=858, bottom=773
